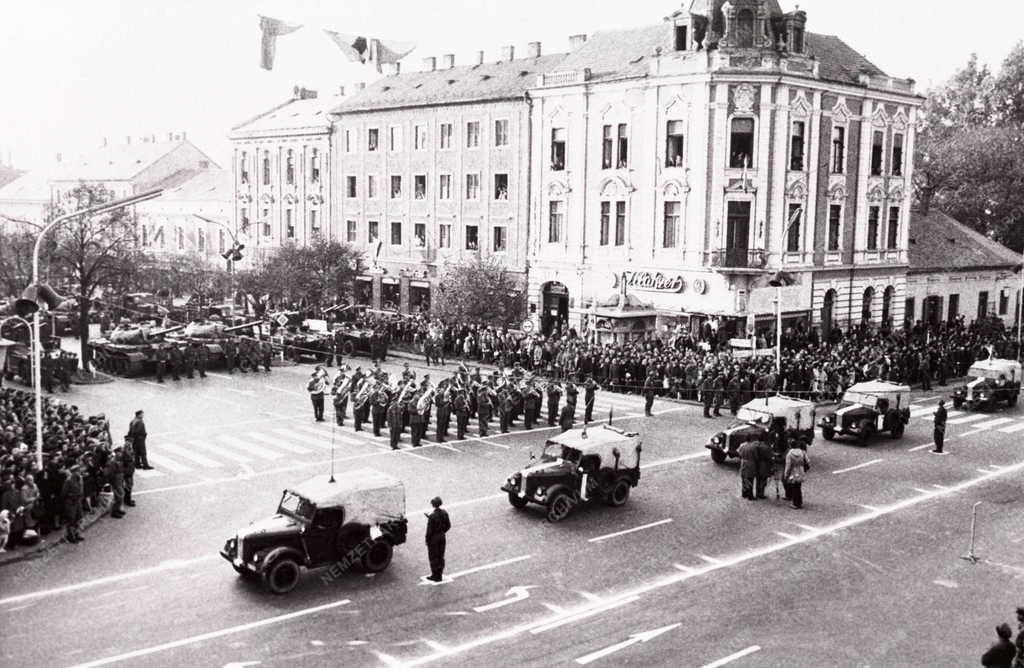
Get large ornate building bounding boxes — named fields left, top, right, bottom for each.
left=526, top=0, right=921, bottom=338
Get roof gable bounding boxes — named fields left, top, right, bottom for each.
left=908, top=209, right=1021, bottom=273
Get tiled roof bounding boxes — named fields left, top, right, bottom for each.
left=0, top=167, right=23, bottom=190
left=334, top=53, right=568, bottom=113
left=231, top=96, right=337, bottom=135
left=908, top=209, right=1021, bottom=273
left=0, top=168, right=55, bottom=202
left=804, top=33, right=885, bottom=85
left=50, top=140, right=195, bottom=182
left=156, top=168, right=231, bottom=202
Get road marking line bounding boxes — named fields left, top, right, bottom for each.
left=246, top=432, right=312, bottom=455
left=447, top=554, right=533, bottom=581
left=642, top=452, right=707, bottom=468
left=972, top=417, right=1015, bottom=430
left=959, top=428, right=986, bottom=438
left=399, top=449, right=433, bottom=462
left=909, top=407, right=937, bottom=418
left=696, top=554, right=723, bottom=565
left=143, top=454, right=192, bottom=474
left=775, top=532, right=797, bottom=540
left=542, top=603, right=566, bottom=613
left=530, top=596, right=641, bottom=634
left=157, top=444, right=224, bottom=468
left=911, top=487, right=933, bottom=494
left=588, top=518, right=674, bottom=544
left=793, top=524, right=819, bottom=533
left=577, top=591, right=603, bottom=602
left=422, top=640, right=448, bottom=652
left=70, top=599, right=351, bottom=668
left=0, top=555, right=219, bottom=606
left=978, top=467, right=997, bottom=474
left=463, top=435, right=510, bottom=449
left=931, top=483, right=949, bottom=490
left=184, top=440, right=253, bottom=464
left=203, top=372, right=232, bottom=379
left=699, top=645, right=762, bottom=668
left=856, top=504, right=880, bottom=511
left=908, top=442, right=935, bottom=452
left=672, top=564, right=695, bottom=573
left=133, top=469, right=165, bottom=479
left=832, top=459, right=884, bottom=475
left=267, top=428, right=336, bottom=450
left=136, top=380, right=166, bottom=389
left=998, top=422, right=1024, bottom=433
left=216, top=435, right=284, bottom=460
left=436, top=443, right=462, bottom=453
left=947, top=414, right=988, bottom=425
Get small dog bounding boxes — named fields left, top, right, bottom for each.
left=0, top=509, right=11, bottom=553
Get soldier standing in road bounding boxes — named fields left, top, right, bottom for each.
left=168, top=344, right=183, bottom=381
left=583, top=376, right=597, bottom=423
left=712, top=370, right=725, bottom=417
left=371, top=388, right=388, bottom=437
left=477, top=385, right=493, bottom=437
left=727, top=372, right=742, bottom=416
left=424, top=496, right=451, bottom=582
left=61, top=463, right=84, bottom=543
left=559, top=401, right=574, bottom=432
left=332, top=371, right=349, bottom=426
left=435, top=385, right=451, bottom=443
left=387, top=397, right=403, bottom=450
left=523, top=381, right=540, bottom=430
left=931, top=399, right=948, bottom=454
left=128, top=410, right=151, bottom=469
left=410, top=393, right=425, bottom=447
left=642, top=371, right=658, bottom=417
left=700, top=373, right=714, bottom=418
left=546, top=381, right=562, bottom=427
left=783, top=443, right=809, bottom=509
left=564, top=380, right=578, bottom=420
left=154, top=345, right=168, bottom=383
left=224, top=339, right=237, bottom=374
left=183, top=344, right=196, bottom=379
left=737, top=439, right=758, bottom=500
left=121, top=439, right=136, bottom=507
left=105, top=447, right=126, bottom=519
left=307, top=367, right=328, bottom=422
left=454, top=388, right=470, bottom=440
left=196, top=343, right=208, bottom=378
left=260, top=339, right=273, bottom=373
left=498, top=388, right=512, bottom=434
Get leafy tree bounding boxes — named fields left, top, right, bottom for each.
left=433, top=256, right=526, bottom=327
left=994, top=41, right=1024, bottom=128
left=0, top=228, right=35, bottom=299
left=132, top=254, right=232, bottom=304
left=45, top=182, right=142, bottom=371
left=240, top=239, right=365, bottom=311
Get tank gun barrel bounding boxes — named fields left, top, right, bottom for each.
left=151, top=324, right=187, bottom=337
left=224, top=320, right=263, bottom=333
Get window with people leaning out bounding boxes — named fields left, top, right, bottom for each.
left=666, top=121, right=684, bottom=167
left=729, top=118, right=754, bottom=168
left=465, top=225, right=479, bottom=250
left=551, top=128, right=566, bottom=170
left=601, top=124, right=628, bottom=169
left=494, top=173, right=508, bottom=200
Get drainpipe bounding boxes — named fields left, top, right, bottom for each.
left=524, top=91, right=534, bottom=312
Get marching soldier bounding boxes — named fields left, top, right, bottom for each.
left=583, top=375, right=598, bottom=423
left=420, top=376, right=434, bottom=439
left=523, top=381, right=540, bottom=430
left=352, top=379, right=366, bottom=432
left=476, top=384, right=493, bottom=437
left=642, top=370, right=658, bottom=417
left=435, top=385, right=452, bottom=443
left=371, top=386, right=388, bottom=437
left=546, top=381, right=562, bottom=427
left=454, top=387, right=470, bottom=440
left=331, top=370, right=349, bottom=426
left=387, top=396, right=403, bottom=449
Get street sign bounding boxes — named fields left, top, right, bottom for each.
left=521, top=319, right=534, bottom=333
left=275, top=314, right=289, bottom=327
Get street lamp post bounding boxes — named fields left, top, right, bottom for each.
left=25, top=189, right=162, bottom=470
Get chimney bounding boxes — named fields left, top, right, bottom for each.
left=56, top=152, right=62, bottom=163
left=501, top=45, right=515, bottom=61
left=442, top=54, right=455, bottom=69
left=476, top=50, right=485, bottom=66
left=423, top=56, right=436, bottom=71
left=528, top=42, right=542, bottom=58
left=338, top=85, right=345, bottom=96
left=393, top=62, right=401, bottom=74
left=569, top=34, right=588, bottom=51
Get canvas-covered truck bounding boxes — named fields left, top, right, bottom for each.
left=221, top=469, right=408, bottom=594
left=818, top=381, right=911, bottom=443
left=951, top=358, right=1022, bottom=410
left=706, top=395, right=816, bottom=464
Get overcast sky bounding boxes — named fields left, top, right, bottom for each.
left=2, top=0, right=1022, bottom=171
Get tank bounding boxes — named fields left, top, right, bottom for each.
left=169, top=320, right=264, bottom=370
left=88, top=323, right=186, bottom=377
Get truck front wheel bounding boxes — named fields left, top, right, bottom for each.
left=360, top=538, right=394, bottom=573
left=709, top=448, right=727, bottom=464
left=264, top=557, right=301, bottom=594
left=821, top=426, right=835, bottom=441
left=545, top=491, right=574, bottom=522
left=508, top=492, right=528, bottom=509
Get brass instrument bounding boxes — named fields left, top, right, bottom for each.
left=354, top=378, right=377, bottom=408
left=416, top=386, right=436, bottom=413
left=396, top=379, right=415, bottom=404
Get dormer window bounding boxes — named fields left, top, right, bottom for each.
left=674, top=25, right=688, bottom=51
left=791, top=26, right=805, bottom=54
left=736, top=9, right=755, bottom=48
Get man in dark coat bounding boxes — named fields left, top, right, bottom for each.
left=453, top=389, right=470, bottom=440
left=583, top=376, right=597, bottom=423
left=559, top=402, right=574, bottom=432
left=736, top=440, right=758, bottom=500
left=424, top=496, right=451, bottom=582
left=932, top=399, right=948, bottom=454
left=981, top=623, right=1016, bottom=668
left=700, top=374, right=715, bottom=418
left=546, top=382, right=561, bottom=426
left=128, top=410, right=151, bottom=469
left=435, top=387, right=451, bottom=443
left=121, top=441, right=136, bottom=507
left=61, top=463, right=84, bottom=543
left=753, top=438, right=775, bottom=500
left=105, top=447, right=126, bottom=518
left=642, top=371, right=658, bottom=417
left=476, top=386, right=493, bottom=437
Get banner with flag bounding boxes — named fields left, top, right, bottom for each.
left=259, top=15, right=303, bottom=70
left=323, top=30, right=415, bottom=72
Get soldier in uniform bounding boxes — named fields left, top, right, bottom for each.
left=559, top=401, right=575, bottom=432
left=168, top=344, right=183, bottom=381
left=387, top=395, right=403, bottom=449
left=476, top=384, right=493, bottom=437
left=700, top=373, right=714, bottom=418
left=331, top=371, right=349, bottom=425
left=642, top=370, right=658, bottom=417
left=352, top=379, right=367, bottom=432
left=224, top=339, right=237, bottom=374
left=409, top=391, right=425, bottom=447
left=435, top=384, right=451, bottom=443
left=196, top=342, right=209, bottom=378
left=564, top=380, right=578, bottom=420
left=498, top=388, right=513, bottom=434
left=583, top=376, right=598, bottom=423
left=41, top=355, right=55, bottom=393
left=454, top=387, right=470, bottom=440
left=523, top=381, right=540, bottom=430
left=727, top=372, right=742, bottom=416
left=260, top=339, right=273, bottom=373
left=154, top=344, right=168, bottom=383
left=420, top=377, right=433, bottom=440
left=121, top=439, right=136, bottom=507
left=546, top=381, right=562, bottom=427
left=371, top=386, right=388, bottom=437
left=711, top=370, right=724, bottom=417
left=182, top=343, right=196, bottom=379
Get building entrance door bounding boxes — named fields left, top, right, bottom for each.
left=541, top=282, right=569, bottom=336
left=922, top=295, right=943, bottom=327
left=725, top=201, right=751, bottom=267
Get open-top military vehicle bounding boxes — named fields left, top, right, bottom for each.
left=88, top=323, right=185, bottom=376
left=951, top=358, right=1021, bottom=410
left=706, top=395, right=815, bottom=465
left=501, top=424, right=642, bottom=521
left=818, top=380, right=911, bottom=443
left=221, top=469, right=408, bottom=594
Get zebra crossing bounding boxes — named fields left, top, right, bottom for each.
left=133, top=392, right=658, bottom=480
left=907, top=403, right=1024, bottom=435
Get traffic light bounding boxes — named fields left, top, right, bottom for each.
left=222, top=242, right=245, bottom=262
left=14, top=283, right=65, bottom=318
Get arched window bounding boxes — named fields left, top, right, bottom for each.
left=882, top=286, right=895, bottom=326
left=862, top=286, right=875, bottom=324
left=285, top=149, right=295, bottom=185
left=736, top=9, right=755, bottom=47
left=262, top=151, right=271, bottom=186
left=821, top=289, right=837, bottom=338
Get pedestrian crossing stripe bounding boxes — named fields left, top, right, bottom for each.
left=144, top=453, right=192, bottom=474
left=998, top=422, right=1024, bottom=434
left=246, top=432, right=313, bottom=454
left=946, top=414, right=989, bottom=425
left=158, top=443, right=224, bottom=468
left=909, top=408, right=963, bottom=420
left=134, top=468, right=164, bottom=479
left=186, top=439, right=255, bottom=463
left=971, top=417, right=1015, bottom=430
left=215, top=434, right=284, bottom=460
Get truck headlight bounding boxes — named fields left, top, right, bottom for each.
left=535, top=486, right=546, bottom=497
left=711, top=436, right=721, bottom=445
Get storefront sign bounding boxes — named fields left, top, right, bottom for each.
left=619, top=271, right=685, bottom=294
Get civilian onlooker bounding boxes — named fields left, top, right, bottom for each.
left=783, top=443, right=809, bottom=509
left=982, top=623, right=1017, bottom=668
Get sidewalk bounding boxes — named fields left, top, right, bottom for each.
left=0, top=496, right=112, bottom=569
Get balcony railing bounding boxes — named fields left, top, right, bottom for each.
left=706, top=248, right=767, bottom=270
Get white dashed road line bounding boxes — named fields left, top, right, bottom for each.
left=832, top=459, right=884, bottom=475
left=699, top=645, right=762, bottom=668
left=588, top=519, right=674, bottom=543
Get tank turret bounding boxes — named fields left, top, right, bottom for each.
left=107, top=323, right=185, bottom=345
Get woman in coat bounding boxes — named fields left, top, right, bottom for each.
left=20, top=474, right=40, bottom=532
left=783, top=445, right=810, bottom=510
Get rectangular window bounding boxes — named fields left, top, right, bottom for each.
left=240, top=209, right=250, bottom=234
left=548, top=200, right=564, bottom=243
left=948, top=294, right=959, bottom=322
left=831, top=126, right=846, bottom=174
left=414, top=222, right=426, bottom=247
left=438, top=224, right=451, bottom=249
left=827, top=204, right=842, bottom=251
left=617, top=124, right=628, bottom=168
left=466, top=121, right=480, bottom=148
left=886, top=207, right=900, bottom=249
left=367, top=175, right=378, bottom=199
left=309, top=209, right=319, bottom=234
left=414, top=175, right=426, bottom=200
left=729, top=118, right=755, bottom=168
left=391, top=175, right=403, bottom=199
left=198, top=230, right=205, bottom=253
left=240, top=152, right=249, bottom=184
left=615, top=201, right=626, bottom=246
left=602, top=125, right=613, bottom=169
left=666, top=120, right=685, bottom=167
left=663, top=201, right=680, bottom=248
left=310, top=149, right=320, bottom=182
left=389, top=126, right=402, bottom=152
left=599, top=202, right=610, bottom=246
left=892, top=133, right=904, bottom=177
left=439, top=123, right=453, bottom=149
left=346, top=220, right=357, bottom=243
left=465, top=225, right=479, bottom=250
left=390, top=221, right=402, bottom=245
left=494, top=174, right=508, bottom=200
left=494, top=119, right=509, bottom=147
left=367, top=128, right=379, bottom=152
left=345, top=129, right=354, bottom=153
left=466, top=173, right=480, bottom=200
left=262, top=153, right=271, bottom=185
left=346, top=175, right=357, bottom=198
left=551, top=128, right=566, bottom=170
left=786, top=203, right=802, bottom=253
left=414, top=124, right=427, bottom=150
left=675, top=25, right=688, bottom=51
left=871, top=130, right=884, bottom=176
left=789, top=121, right=805, bottom=171
left=285, top=209, right=294, bottom=238
left=867, top=206, right=880, bottom=250
left=905, top=297, right=915, bottom=322
left=999, top=290, right=1009, bottom=316
left=978, top=291, right=990, bottom=319
left=493, top=226, right=507, bottom=252
left=261, top=208, right=270, bottom=237
left=439, top=174, right=452, bottom=200
left=368, top=220, right=379, bottom=243
left=285, top=152, right=295, bottom=185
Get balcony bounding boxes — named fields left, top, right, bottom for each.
left=706, top=248, right=768, bottom=272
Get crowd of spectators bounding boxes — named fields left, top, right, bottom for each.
left=0, top=387, right=114, bottom=552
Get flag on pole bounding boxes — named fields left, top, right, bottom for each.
left=323, top=30, right=415, bottom=72
left=259, top=15, right=303, bottom=70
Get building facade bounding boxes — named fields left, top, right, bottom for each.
left=331, top=47, right=564, bottom=314
left=133, top=168, right=233, bottom=264
left=229, top=88, right=336, bottom=268
left=525, top=0, right=921, bottom=339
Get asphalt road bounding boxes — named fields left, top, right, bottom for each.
left=2, top=357, right=1023, bottom=668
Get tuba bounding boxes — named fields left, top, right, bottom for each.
left=355, top=378, right=377, bottom=409
left=416, top=386, right=436, bottom=413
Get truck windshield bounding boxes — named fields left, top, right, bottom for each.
left=278, top=491, right=315, bottom=521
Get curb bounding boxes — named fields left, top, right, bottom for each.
left=0, top=496, right=112, bottom=569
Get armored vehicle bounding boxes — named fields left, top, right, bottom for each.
left=88, top=323, right=185, bottom=376
left=501, top=424, right=642, bottom=521
left=706, top=395, right=816, bottom=464
left=221, top=469, right=408, bottom=595
left=818, top=380, right=911, bottom=443
left=951, top=358, right=1021, bottom=410
left=170, top=319, right=262, bottom=370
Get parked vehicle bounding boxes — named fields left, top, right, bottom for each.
left=951, top=358, right=1021, bottom=410
left=818, top=381, right=911, bottom=443
left=706, top=395, right=815, bottom=464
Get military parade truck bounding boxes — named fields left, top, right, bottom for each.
left=951, top=358, right=1022, bottom=410
left=818, top=380, right=911, bottom=443
left=221, top=469, right=408, bottom=595
left=705, top=395, right=816, bottom=464
left=501, top=424, right=642, bottom=521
